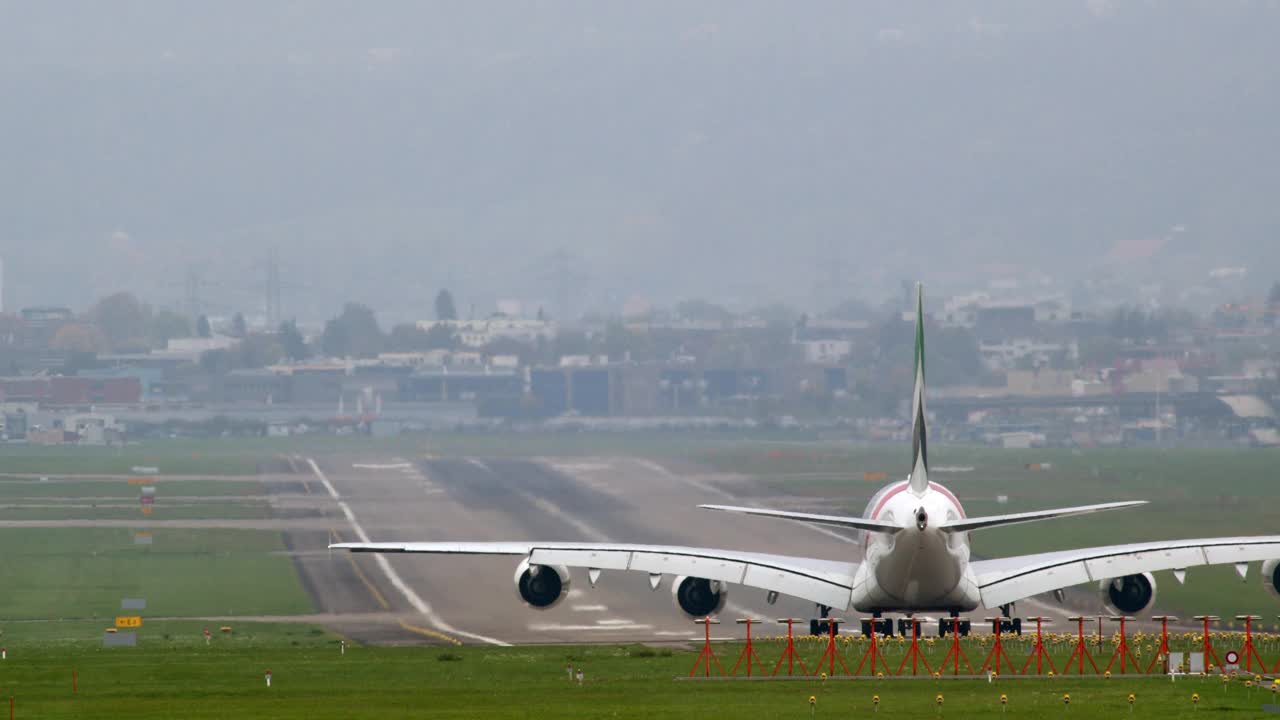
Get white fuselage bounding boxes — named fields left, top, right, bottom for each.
left=848, top=479, right=981, bottom=613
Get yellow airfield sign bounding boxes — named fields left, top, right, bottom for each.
left=115, top=616, right=142, bottom=628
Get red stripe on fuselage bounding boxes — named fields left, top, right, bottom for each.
left=868, top=481, right=966, bottom=521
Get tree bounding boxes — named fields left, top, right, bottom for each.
left=88, top=292, right=150, bottom=351
left=320, top=319, right=349, bottom=357
left=196, top=314, right=211, bottom=338
left=50, top=323, right=108, bottom=354
left=387, top=323, right=430, bottom=352
left=675, top=299, right=733, bottom=326
left=231, top=312, right=247, bottom=338
left=435, top=289, right=458, bottom=321
left=320, top=303, right=383, bottom=358
left=150, top=310, right=191, bottom=348
left=278, top=320, right=310, bottom=361
left=237, top=334, right=283, bottom=368
left=422, top=322, right=459, bottom=350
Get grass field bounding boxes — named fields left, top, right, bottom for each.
left=0, top=637, right=1276, bottom=719
left=0, top=528, right=313, bottom=621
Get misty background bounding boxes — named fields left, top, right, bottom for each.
left=2, top=1, right=1277, bottom=324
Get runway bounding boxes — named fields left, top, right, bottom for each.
left=282, top=454, right=868, bottom=645
left=280, top=453, right=1074, bottom=646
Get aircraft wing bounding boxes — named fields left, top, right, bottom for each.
left=972, top=535, right=1280, bottom=608
left=330, top=541, right=858, bottom=609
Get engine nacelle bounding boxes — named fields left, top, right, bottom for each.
left=1263, top=559, right=1280, bottom=601
left=671, top=575, right=728, bottom=619
left=513, top=559, right=570, bottom=610
left=1099, top=572, right=1157, bottom=614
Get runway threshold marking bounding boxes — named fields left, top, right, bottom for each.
left=305, top=457, right=510, bottom=647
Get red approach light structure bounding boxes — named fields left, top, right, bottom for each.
left=1148, top=615, right=1178, bottom=674
left=940, top=617, right=974, bottom=676
left=772, top=618, right=809, bottom=677
left=1275, top=615, right=1280, bottom=674
left=688, top=617, right=723, bottom=678
left=1235, top=615, right=1267, bottom=673
left=980, top=617, right=1017, bottom=676
left=853, top=618, right=890, bottom=677
left=1063, top=616, right=1100, bottom=675
left=896, top=617, right=933, bottom=676
left=730, top=618, right=767, bottom=677
left=815, top=618, right=851, bottom=677
left=1021, top=616, right=1057, bottom=676
left=1104, top=616, right=1140, bottom=675
left=1193, top=616, right=1223, bottom=675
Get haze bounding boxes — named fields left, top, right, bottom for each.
left=3, top=1, right=1277, bottom=322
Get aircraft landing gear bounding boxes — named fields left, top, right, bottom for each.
left=860, top=612, right=890, bottom=639
left=939, top=613, right=971, bottom=638
left=810, top=604, right=836, bottom=636
left=992, top=603, right=1022, bottom=635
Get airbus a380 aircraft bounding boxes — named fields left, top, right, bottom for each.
left=332, top=286, right=1280, bottom=638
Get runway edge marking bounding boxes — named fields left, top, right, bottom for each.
left=305, top=456, right=511, bottom=647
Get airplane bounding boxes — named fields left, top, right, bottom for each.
left=330, top=285, right=1280, bottom=638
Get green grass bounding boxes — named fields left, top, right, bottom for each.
left=0, top=479, right=261, bottom=498
left=0, top=503, right=272, bottom=521
left=0, top=529, right=313, bottom=621
left=0, top=639, right=1274, bottom=719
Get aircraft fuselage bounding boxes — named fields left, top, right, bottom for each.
left=848, top=479, right=981, bottom=613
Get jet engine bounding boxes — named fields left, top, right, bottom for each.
left=671, top=576, right=728, bottom=618
left=514, top=559, right=571, bottom=610
left=1263, top=559, right=1280, bottom=601
left=1098, top=573, right=1156, bottom=614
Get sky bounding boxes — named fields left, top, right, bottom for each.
left=1, top=1, right=1277, bottom=324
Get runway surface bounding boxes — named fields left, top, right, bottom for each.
left=280, top=454, right=1072, bottom=646
left=281, top=454, right=874, bottom=645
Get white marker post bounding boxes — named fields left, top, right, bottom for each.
left=265, top=669, right=272, bottom=688
left=340, top=640, right=346, bottom=656
left=203, top=628, right=211, bottom=646
left=566, top=663, right=573, bottom=681
left=575, top=669, right=583, bottom=686
left=2, top=647, right=6, bottom=660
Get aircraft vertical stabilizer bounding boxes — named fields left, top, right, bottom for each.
left=908, top=284, right=929, bottom=496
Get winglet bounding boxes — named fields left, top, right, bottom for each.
left=908, top=283, right=929, bottom=496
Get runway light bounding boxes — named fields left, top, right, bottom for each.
left=1000, top=693, right=1008, bottom=712
left=1127, top=693, right=1135, bottom=712
left=1062, top=693, right=1070, bottom=706
left=1191, top=692, right=1199, bottom=709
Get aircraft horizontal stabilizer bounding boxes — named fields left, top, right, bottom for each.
left=938, top=500, right=1147, bottom=533
left=697, top=504, right=903, bottom=534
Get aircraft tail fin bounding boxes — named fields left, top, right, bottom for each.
left=908, top=283, right=929, bottom=497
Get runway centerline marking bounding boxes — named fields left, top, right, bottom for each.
left=305, top=456, right=510, bottom=647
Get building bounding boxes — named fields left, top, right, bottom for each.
left=416, top=317, right=557, bottom=348
left=0, top=376, right=141, bottom=405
